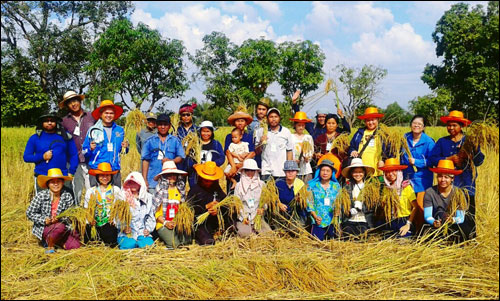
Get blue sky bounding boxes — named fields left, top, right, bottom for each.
left=130, top=1, right=488, bottom=116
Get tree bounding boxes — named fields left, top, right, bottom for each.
left=334, top=64, right=388, bottom=127
left=190, top=31, right=239, bottom=109
left=409, top=88, right=453, bottom=126
left=278, top=40, right=325, bottom=101
left=383, top=102, right=412, bottom=126
left=87, top=19, right=188, bottom=112
left=1, top=1, right=133, bottom=110
left=422, top=1, right=499, bottom=120
left=233, top=38, right=280, bottom=103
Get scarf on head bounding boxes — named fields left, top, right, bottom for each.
left=179, top=103, right=197, bottom=114
left=384, top=170, right=404, bottom=195
left=123, top=172, right=148, bottom=209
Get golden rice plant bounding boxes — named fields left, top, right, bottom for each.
left=377, top=124, right=417, bottom=172
left=330, top=133, right=350, bottom=156
left=56, top=206, right=88, bottom=240
left=125, top=109, right=146, bottom=133
left=254, top=178, right=280, bottom=231
left=358, top=176, right=381, bottom=210
left=195, top=195, right=243, bottom=232
left=174, top=202, right=194, bottom=236
left=380, top=187, right=401, bottom=223
left=447, top=187, right=470, bottom=217
left=109, top=199, right=132, bottom=232
left=85, top=194, right=98, bottom=239
left=170, top=113, right=180, bottom=136
left=300, top=139, right=313, bottom=160
left=258, top=118, right=268, bottom=145
left=182, top=131, right=201, bottom=163
left=335, top=187, right=351, bottom=215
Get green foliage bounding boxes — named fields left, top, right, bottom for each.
left=335, top=64, right=388, bottom=127
left=87, top=19, right=188, bottom=113
left=422, top=1, right=499, bottom=120
left=409, top=88, right=453, bottom=126
left=383, top=102, right=412, bottom=126
left=278, top=41, right=325, bottom=100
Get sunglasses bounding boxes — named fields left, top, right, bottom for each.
left=43, top=119, right=57, bottom=123
left=181, top=113, right=192, bottom=117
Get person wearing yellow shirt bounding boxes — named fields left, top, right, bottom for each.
left=379, top=158, right=417, bottom=238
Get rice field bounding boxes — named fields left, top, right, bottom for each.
left=1, top=126, right=498, bottom=300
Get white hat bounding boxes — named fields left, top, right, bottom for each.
left=154, top=161, right=187, bottom=181
left=198, top=120, right=217, bottom=132
left=239, top=159, right=260, bottom=172
left=341, top=158, right=375, bottom=178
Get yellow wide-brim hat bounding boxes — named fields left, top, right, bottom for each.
left=194, top=161, right=224, bottom=181
left=358, top=107, right=384, bottom=120
left=440, top=110, right=471, bottom=127
left=89, top=162, right=119, bottom=176
left=378, top=158, right=408, bottom=172
left=227, top=111, right=253, bottom=126
left=37, top=168, right=73, bottom=189
left=91, top=99, right=124, bottom=121
left=429, top=159, right=463, bottom=175
left=290, top=111, right=312, bottom=123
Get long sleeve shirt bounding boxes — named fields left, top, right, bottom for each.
left=187, top=183, right=227, bottom=229
left=401, top=132, right=435, bottom=193
left=23, top=131, right=79, bottom=176
left=61, top=111, right=96, bottom=163
left=423, top=186, right=465, bottom=225
left=307, top=178, right=341, bottom=228
left=116, top=195, right=156, bottom=240
left=82, top=122, right=129, bottom=171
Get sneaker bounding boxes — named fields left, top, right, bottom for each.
left=45, top=248, right=55, bottom=254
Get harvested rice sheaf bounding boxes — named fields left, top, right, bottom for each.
left=56, top=206, right=88, bottom=239
left=125, top=109, right=146, bottom=133
left=330, top=133, right=350, bottom=156
left=377, top=124, right=416, bottom=172
left=300, top=140, right=314, bottom=160
left=195, top=195, right=242, bottom=232
left=182, top=131, right=201, bottom=163
left=358, top=176, right=381, bottom=210
left=174, top=202, right=195, bottom=236
left=109, top=199, right=132, bottom=232
left=335, top=187, right=351, bottom=215
left=381, top=187, right=401, bottom=223
left=170, top=113, right=180, bottom=136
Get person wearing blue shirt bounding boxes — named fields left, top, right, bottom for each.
left=429, top=111, right=484, bottom=218
left=176, top=103, right=198, bottom=142
left=401, top=115, right=435, bottom=232
left=24, top=112, right=78, bottom=194
left=82, top=99, right=129, bottom=187
left=142, top=113, right=185, bottom=194
left=307, top=159, right=341, bottom=241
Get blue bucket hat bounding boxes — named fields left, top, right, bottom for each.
left=283, top=160, right=300, bottom=171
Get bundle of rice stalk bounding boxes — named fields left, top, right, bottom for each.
left=125, top=109, right=146, bottom=133
left=258, top=119, right=268, bottom=145
left=109, top=199, right=132, bottom=232
left=459, top=121, right=499, bottom=179
left=299, top=140, right=313, bottom=161
left=377, top=124, right=417, bottom=172
left=55, top=206, right=88, bottom=239
left=254, top=178, right=280, bottom=231
left=335, top=187, right=351, bottom=215
left=380, top=187, right=401, bottom=223
left=170, top=113, right=180, bottom=136
left=234, top=99, right=249, bottom=114
left=173, top=202, right=194, bottom=236
left=329, top=133, right=350, bottom=156
left=182, top=131, right=201, bottom=163
left=358, top=176, right=381, bottom=210
left=447, top=187, right=470, bottom=217
left=85, top=194, right=98, bottom=239
left=195, top=195, right=243, bottom=232
left=286, top=185, right=312, bottom=227
left=324, top=78, right=334, bottom=94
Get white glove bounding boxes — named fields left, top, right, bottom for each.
left=350, top=208, right=358, bottom=216
left=354, top=201, right=363, bottom=210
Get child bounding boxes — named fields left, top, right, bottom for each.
left=153, top=161, right=191, bottom=249
left=224, top=128, right=250, bottom=189
left=290, top=111, right=314, bottom=182
left=83, top=162, right=124, bottom=247
left=118, top=172, right=156, bottom=249
left=26, top=168, right=80, bottom=253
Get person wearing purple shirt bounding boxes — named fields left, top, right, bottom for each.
left=60, top=91, right=96, bottom=205
left=24, top=112, right=78, bottom=195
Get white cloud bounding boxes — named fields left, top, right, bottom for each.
left=253, top=1, right=282, bottom=18
left=302, top=1, right=337, bottom=37
left=408, top=1, right=489, bottom=26
left=220, top=1, right=258, bottom=20
left=340, top=2, right=394, bottom=33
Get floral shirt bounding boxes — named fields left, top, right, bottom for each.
left=307, top=177, right=341, bottom=228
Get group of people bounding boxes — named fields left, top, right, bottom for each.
left=24, top=90, right=483, bottom=253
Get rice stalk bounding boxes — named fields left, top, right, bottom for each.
left=170, top=113, right=180, bottom=136
left=85, top=194, right=98, bottom=239
left=447, top=187, right=470, bottom=217
left=174, top=202, right=194, bottom=236
left=381, top=187, right=401, bottom=223
left=195, top=195, right=242, bottom=232
left=56, top=207, right=88, bottom=240
left=182, top=131, right=201, bottom=163
left=109, top=199, right=132, bottom=232
left=358, top=177, right=381, bottom=210
left=330, top=133, right=350, bottom=156
left=254, top=178, right=280, bottom=231
left=124, top=109, right=146, bottom=133
left=335, top=187, right=351, bottom=215
left=299, top=139, right=313, bottom=161
left=258, top=119, right=268, bottom=145
left=324, top=78, right=334, bottom=94
left=377, top=124, right=417, bottom=172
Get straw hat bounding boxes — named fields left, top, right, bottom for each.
left=358, top=107, right=384, bottom=120
left=91, top=99, right=124, bottom=121
left=239, top=159, right=260, bottom=172
left=429, top=159, right=463, bottom=175
left=37, top=168, right=73, bottom=189
left=88, top=162, right=118, bottom=176
left=194, top=161, right=224, bottom=181
left=59, top=90, right=85, bottom=109
left=154, top=161, right=188, bottom=181
left=341, top=158, right=375, bottom=178
left=227, top=111, right=253, bottom=126
left=317, top=153, right=341, bottom=178
left=440, top=110, right=471, bottom=127
left=289, top=111, right=312, bottom=123
left=378, top=158, right=408, bottom=172
left=257, top=97, right=270, bottom=109
left=145, top=112, right=157, bottom=121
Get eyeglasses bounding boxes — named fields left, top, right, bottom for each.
left=411, top=122, right=424, bottom=127
left=43, top=119, right=57, bottom=123
left=181, top=113, right=192, bottom=117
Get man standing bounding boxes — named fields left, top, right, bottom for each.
left=176, top=103, right=198, bottom=142
left=136, top=112, right=157, bottom=172
left=254, top=108, right=294, bottom=181
left=60, top=90, right=96, bottom=204
left=141, top=113, right=185, bottom=194
left=82, top=98, right=129, bottom=187
left=248, top=97, right=270, bottom=168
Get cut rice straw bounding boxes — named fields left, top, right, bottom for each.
left=182, top=131, right=201, bottom=163
left=174, top=202, right=195, bottom=236
left=377, top=124, right=417, bottom=172
left=109, top=199, right=132, bottom=232
left=380, top=187, right=401, bottom=223
left=195, top=195, right=243, bottom=232
left=329, top=133, right=350, bottom=156
left=56, top=206, right=88, bottom=240
left=254, top=178, right=280, bottom=231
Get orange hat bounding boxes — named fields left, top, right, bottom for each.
left=440, top=110, right=471, bottom=127
left=378, top=158, right=408, bottom=172
left=91, top=99, right=124, bottom=121
left=227, top=111, right=253, bottom=126
left=429, top=159, right=463, bottom=175
left=317, top=153, right=341, bottom=179
left=89, top=162, right=119, bottom=176
left=358, top=107, right=384, bottom=120
left=194, top=161, right=224, bottom=181
left=37, top=168, right=73, bottom=189
left=289, top=111, right=312, bottom=123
